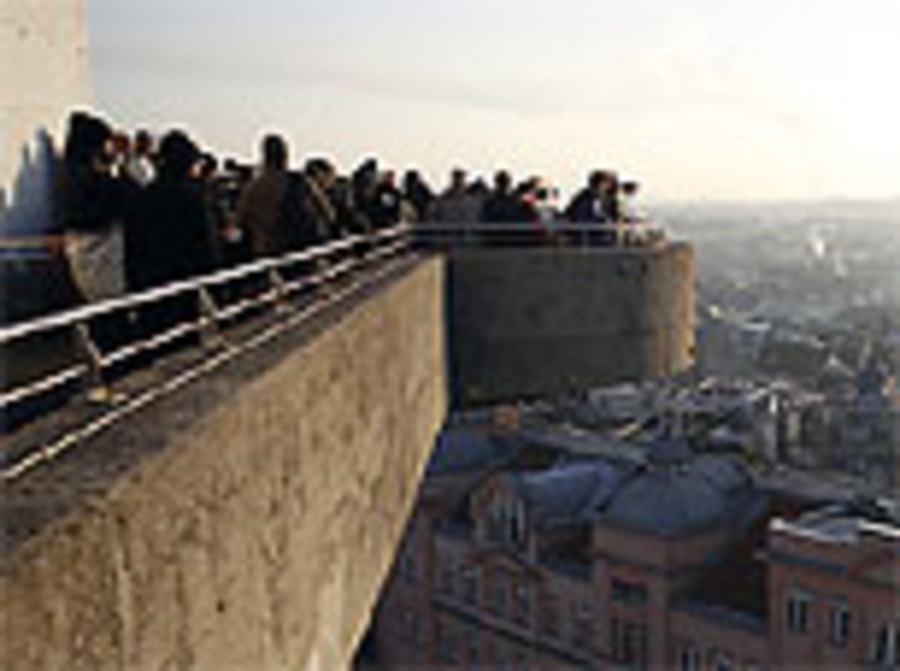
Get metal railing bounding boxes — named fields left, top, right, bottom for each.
left=414, top=220, right=666, bottom=250
left=0, top=221, right=666, bottom=417
left=0, top=220, right=668, bottom=478
left=0, top=226, right=411, bottom=422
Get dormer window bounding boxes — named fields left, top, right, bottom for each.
left=462, top=565, right=480, bottom=606
left=485, top=494, right=526, bottom=549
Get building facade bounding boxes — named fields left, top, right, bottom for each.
left=364, top=416, right=900, bottom=670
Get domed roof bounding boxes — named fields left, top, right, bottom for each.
left=513, top=460, right=629, bottom=527
left=598, top=439, right=754, bottom=538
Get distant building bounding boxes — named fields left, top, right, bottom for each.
left=817, top=350, right=899, bottom=489
left=362, top=415, right=900, bottom=670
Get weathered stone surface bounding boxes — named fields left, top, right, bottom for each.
left=447, top=243, right=696, bottom=404
left=0, top=258, right=448, bottom=670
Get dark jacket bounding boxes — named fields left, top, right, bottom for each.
left=236, top=169, right=291, bottom=257
left=58, top=163, right=126, bottom=234
left=564, top=188, right=606, bottom=223
left=126, top=177, right=218, bottom=291
left=280, top=172, right=334, bottom=249
left=370, top=182, right=403, bottom=229
left=481, top=192, right=528, bottom=223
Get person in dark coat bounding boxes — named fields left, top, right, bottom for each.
left=402, top=170, right=434, bottom=223
left=351, top=158, right=380, bottom=232
left=59, top=111, right=129, bottom=302
left=235, top=134, right=293, bottom=258
left=57, top=112, right=143, bottom=381
left=370, top=170, right=403, bottom=229
left=276, top=159, right=336, bottom=252
left=564, top=169, right=617, bottom=245
left=328, top=176, right=369, bottom=237
left=126, top=130, right=217, bottom=291
left=125, top=130, right=218, bottom=355
left=564, top=170, right=607, bottom=223
left=481, top=170, right=525, bottom=224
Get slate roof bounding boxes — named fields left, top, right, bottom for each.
left=596, top=437, right=757, bottom=538
left=510, top=459, right=632, bottom=528
left=426, top=426, right=520, bottom=476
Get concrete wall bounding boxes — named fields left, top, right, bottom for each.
left=447, top=243, right=696, bottom=405
left=0, top=258, right=448, bottom=670
left=0, top=0, right=91, bottom=232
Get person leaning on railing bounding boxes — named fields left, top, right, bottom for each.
left=235, top=134, right=295, bottom=258
left=617, top=180, right=666, bottom=248
left=563, top=169, right=618, bottom=245
left=58, top=111, right=131, bottom=303
left=124, top=130, right=221, bottom=359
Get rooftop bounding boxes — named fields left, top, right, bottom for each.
left=511, top=459, right=632, bottom=528
left=774, top=498, right=900, bottom=544
left=596, top=438, right=758, bottom=538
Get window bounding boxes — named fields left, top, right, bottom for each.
left=679, top=643, right=701, bottom=671
left=786, top=591, right=811, bottom=635
left=513, top=580, right=532, bottom=626
left=874, top=622, right=899, bottom=669
left=711, top=651, right=734, bottom=671
left=403, top=610, right=419, bottom=645
left=494, top=637, right=508, bottom=665
left=486, top=497, right=527, bottom=548
left=541, top=593, right=560, bottom=637
left=438, top=559, right=454, bottom=596
left=828, top=601, right=851, bottom=648
left=572, top=602, right=594, bottom=649
left=462, top=565, right=480, bottom=605
left=398, top=546, right=418, bottom=584
left=436, top=620, right=458, bottom=663
left=513, top=647, right=530, bottom=667
left=612, top=578, right=649, bottom=605
left=487, top=570, right=507, bottom=616
left=611, top=618, right=648, bottom=668
left=467, top=627, right=481, bottom=666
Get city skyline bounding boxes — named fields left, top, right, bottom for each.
left=88, top=0, right=900, bottom=202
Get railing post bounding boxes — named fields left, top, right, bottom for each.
left=74, top=322, right=113, bottom=404
left=197, top=286, right=224, bottom=349
left=269, top=267, right=290, bottom=313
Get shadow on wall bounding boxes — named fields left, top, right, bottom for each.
left=0, top=128, right=59, bottom=236
left=0, top=128, right=79, bottom=326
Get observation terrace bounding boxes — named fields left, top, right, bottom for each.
left=0, top=224, right=694, bottom=670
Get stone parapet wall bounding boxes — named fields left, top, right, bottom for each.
left=447, top=243, right=696, bottom=405
left=0, top=258, right=448, bottom=670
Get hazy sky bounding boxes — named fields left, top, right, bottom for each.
left=89, top=0, right=900, bottom=201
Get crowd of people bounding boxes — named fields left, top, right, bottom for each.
left=57, top=111, right=657, bottom=305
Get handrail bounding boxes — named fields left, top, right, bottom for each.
left=414, top=220, right=666, bottom=248
left=415, top=221, right=662, bottom=232
left=0, top=225, right=412, bottom=419
left=0, top=231, right=372, bottom=346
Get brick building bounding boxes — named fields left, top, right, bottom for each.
left=363, top=415, right=900, bottom=669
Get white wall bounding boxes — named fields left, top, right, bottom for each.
left=0, top=0, right=91, bottom=232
